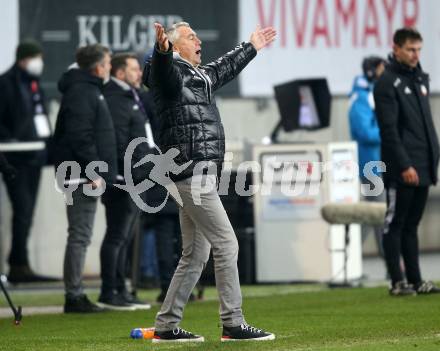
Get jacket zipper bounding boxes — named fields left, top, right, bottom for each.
left=194, top=67, right=212, bottom=104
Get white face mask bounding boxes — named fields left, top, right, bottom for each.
left=25, top=57, right=44, bottom=77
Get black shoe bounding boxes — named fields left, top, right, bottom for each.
left=389, top=281, right=417, bottom=296
left=64, top=295, right=104, bottom=313
left=96, top=294, right=136, bottom=311
left=152, top=328, right=204, bottom=343
left=415, top=281, right=440, bottom=295
left=8, top=265, right=59, bottom=284
left=221, top=323, right=275, bottom=341
left=121, top=292, right=151, bottom=310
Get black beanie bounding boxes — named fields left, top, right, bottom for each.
left=362, top=56, right=385, bottom=82
left=16, top=40, right=43, bottom=61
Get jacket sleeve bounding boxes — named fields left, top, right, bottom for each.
left=349, top=90, right=381, bottom=145
left=0, top=78, right=12, bottom=140
left=203, top=42, right=257, bottom=91
left=373, top=76, right=412, bottom=171
left=150, top=43, right=182, bottom=98
left=64, top=88, right=101, bottom=166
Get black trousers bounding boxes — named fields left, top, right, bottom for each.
left=100, top=187, right=139, bottom=298
left=383, top=184, right=428, bottom=285
left=4, top=164, right=42, bottom=266
left=153, top=214, right=182, bottom=292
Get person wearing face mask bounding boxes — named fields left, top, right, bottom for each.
left=97, top=53, right=151, bottom=311
left=0, top=40, right=55, bottom=283
left=53, top=44, right=117, bottom=313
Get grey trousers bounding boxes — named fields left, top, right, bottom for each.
left=155, top=174, right=244, bottom=331
left=64, top=189, right=98, bottom=298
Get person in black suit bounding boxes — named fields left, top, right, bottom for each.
left=0, top=41, right=54, bottom=283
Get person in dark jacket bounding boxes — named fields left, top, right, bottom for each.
left=98, top=53, right=151, bottom=311
left=374, top=27, right=440, bottom=296
left=145, top=22, right=276, bottom=343
left=0, top=40, right=55, bottom=283
left=53, top=44, right=117, bottom=313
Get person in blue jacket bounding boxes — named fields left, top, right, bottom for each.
left=349, top=56, right=386, bottom=258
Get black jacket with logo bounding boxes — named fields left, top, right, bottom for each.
left=103, top=79, right=150, bottom=183
left=373, top=56, right=440, bottom=186
left=144, top=42, right=257, bottom=180
left=53, top=69, right=117, bottom=184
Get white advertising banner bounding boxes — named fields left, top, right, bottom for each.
left=239, top=0, right=440, bottom=95
left=0, top=0, right=19, bottom=73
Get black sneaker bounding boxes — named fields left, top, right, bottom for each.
left=96, top=294, right=136, bottom=311
left=64, top=295, right=104, bottom=314
left=221, top=323, right=275, bottom=342
left=415, top=281, right=440, bottom=295
left=8, top=265, right=60, bottom=284
left=152, top=328, right=204, bottom=343
left=389, top=281, right=416, bottom=296
left=122, top=292, right=151, bottom=310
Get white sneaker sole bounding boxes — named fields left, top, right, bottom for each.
left=152, top=337, right=205, bottom=343
left=130, top=304, right=151, bottom=310
left=221, top=334, right=276, bottom=342
left=95, top=302, right=137, bottom=311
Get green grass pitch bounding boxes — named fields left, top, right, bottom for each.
left=0, top=285, right=439, bottom=350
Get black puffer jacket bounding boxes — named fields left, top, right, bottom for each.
left=53, top=69, right=117, bottom=184
left=374, top=55, right=440, bottom=186
left=103, top=79, right=150, bottom=183
left=144, top=42, right=257, bottom=180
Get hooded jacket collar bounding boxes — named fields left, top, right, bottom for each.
left=58, top=68, right=103, bottom=94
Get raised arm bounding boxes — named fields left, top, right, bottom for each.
left=149, top=23, right=182, bottom=97
left=203, top=26, right=276, bottom=91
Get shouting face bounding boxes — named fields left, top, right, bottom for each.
left=172, top=26, right=202, bottom=67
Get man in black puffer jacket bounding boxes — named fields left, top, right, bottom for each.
left=145, top=22, right=277, bottom=343
left=374, top=27, right=440, bottom=296
left=53, top=44, right=117, bottom=313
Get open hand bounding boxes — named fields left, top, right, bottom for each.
left=154, top=22, right=169, bottom=52
left=250, top=25, right=277, bottom=51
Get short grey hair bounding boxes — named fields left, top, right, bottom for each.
left=166, top=22, right=190, bottom=44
